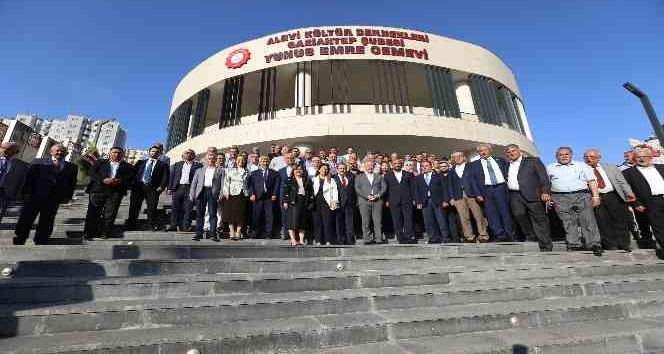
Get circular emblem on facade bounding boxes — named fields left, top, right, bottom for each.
left=225, top=48, right=251, bottom=69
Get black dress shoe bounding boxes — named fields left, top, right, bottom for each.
left=567, top=246, right=585, bottom=252
left=165, top=226, right=177, bottom=232
left=12, top=237, right=26, bottom=245
left=211, top=236, right=220, bottom=242
left=33, top=240, right=49, bottom=245
left=192, top=235, right=202, bottom=241
left=591, top=245, right=603, bottom=257
left=364, top=240, right=376, bottom=245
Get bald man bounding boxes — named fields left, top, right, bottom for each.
left=0, top=142, right=29, bottom=224
left=14, top=144, right=78, bottom=245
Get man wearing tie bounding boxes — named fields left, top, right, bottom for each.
left=504, top=144, right=553, bottom=251
left=415, top=161, right=450, bottom=243
left=126, top=145, right=169, bottom=231
left=334, top=163, right=356, bottom=245
left=469, top=144, right=514, bottom=242
left=384, top=159, right=417, bottom=244
left=167, top=149, right=202, bottom=232
left=14, top=144, right=78, bottom=245
left=0, top=142, right=29, bottom=225
left=355, top=158, right=388, bottom=244
left=83, top=147, right=135, bottom=240
left=583, top=149, right=637, bottom=251
left=249, top=156, right=280, bottom=238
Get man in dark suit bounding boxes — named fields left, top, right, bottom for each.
left=334, top=163, right=356, bottom=245
left=14, top=143, right=78, bottom=245
left=83, top=147, right=135, bottom=240
left=166, top=149, right=202, bottom=232
left=622, top=147, right=664, bottom=258
left=415, top=161, right=450, bottom=243
left=468, top=144, right=514, bottom=241
left=0, top=142, right=29, bottom=224
left=384, top=159, right=417, bottom=244
left=504, top=144, right=553, bottom=251
left=126, top=145, right=169, bottom=231
left=448, top=152, right=489, bottom=242
left=249, top=155, right=280, bottom=238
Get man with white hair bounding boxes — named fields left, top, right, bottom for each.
left=547, top=147, right=602, bottom=256
left=0, top=142, right=29, bottom=224
left=623, top=147, right=664, bottom=258
left=584, top=148, right=636, bottom=251
left=468, top=144, right=514, bottom=242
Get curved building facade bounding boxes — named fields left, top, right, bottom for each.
left=165, top=26, right=537, bottom=160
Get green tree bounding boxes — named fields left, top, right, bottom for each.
left=75, top=145, right=100, bottom=187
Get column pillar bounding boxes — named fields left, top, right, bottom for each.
left=514, top=97, right=534, bottom=141
left=186, top=95, right=199, bottom=139
left=454, top=81, right=476, bottom=115
left=294, top=65, right=312, bottom=108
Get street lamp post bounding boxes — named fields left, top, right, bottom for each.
left=623, top=82, right=664, bottom=145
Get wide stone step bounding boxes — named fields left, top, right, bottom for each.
left=0, top=249, right=657, bottom=277
left=3, top=273, right=664, bottom=337
left=2, top=261, right=663, bottom=304
left=304, top=318, right=664, bottom=354
left=0, top=243, right=554, bottom=262
left=1, top=291, right=663, bottom=354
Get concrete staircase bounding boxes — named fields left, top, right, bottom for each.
left=1, top=191, right=664, bottom=353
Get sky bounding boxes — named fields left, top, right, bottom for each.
left=1, top=0, right=663, bottom=163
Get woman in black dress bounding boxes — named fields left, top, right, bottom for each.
left=281, top=164, right=313, bottom=246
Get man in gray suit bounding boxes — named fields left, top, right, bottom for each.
left=354, top=158, right=388, bottom=244
left=0, top=142, right=29, bottom=224
left=584, top=148, right=637, bottom=251
left=189, top=153, right=225, bottom=241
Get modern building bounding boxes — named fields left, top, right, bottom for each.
left=125, top=148, right=148, bottom=165
left=173, top=26, right=536, bottom=160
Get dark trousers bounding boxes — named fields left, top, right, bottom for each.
left=84, top=192, right=123, bottom=238
left=634, top=210, right=656, bottom=249
left=447, top=209, right=461, bottom=243
left=483, top=184, right=514, bottom=241
left=509, top=191, right=552, bottom=251
left=336, top=203, right=355, bottom=245
left=314, top=203, right=336, bottom=244
left=128, top=184, right=161, bottom=227
left=422, top=199, right=449, bottom=242
left=15, top=196, right=61, bottom=243
left=389, top=201, right=415, bottom=243
left=252, top=195, right=274, bottom=237
left=171, top=184, right=193, bottom=229
left=196, top=187, right=218, bottom=237
left=595, top=191, right=631, bottom=250
left=281, top=204, right=289, bottom=236
left=643, top=195, right=664, bottom=249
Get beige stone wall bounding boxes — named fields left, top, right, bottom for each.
left=170, top=26, right=522, bottom=116
left=166, top=105, right=538, bottom=162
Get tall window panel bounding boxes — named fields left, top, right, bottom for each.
left=257, top=68, right=277, bottom=121
left=166, top=100, right=192, bottom=151
left=220, top=76, right=244, bottom=128
left=469, top=74, right=501, bottom=126
left=425, top=66, right=460, bottom=118
left=190, top=89, right=209, bottom=138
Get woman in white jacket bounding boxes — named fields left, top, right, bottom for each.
left=312, top=164, right=339, bottom=245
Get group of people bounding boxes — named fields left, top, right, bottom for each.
left=1, top=140, right=663, bottom=257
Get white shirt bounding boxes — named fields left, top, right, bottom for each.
left=109, top=161, right=120, bottom=179
left=454, top=163, right=465, bottom=178
left=179, top=161, right=193, bottom=185
left=594, top=164, right=615, bottom=194
left=637, top=166, right=664, bottom=195
left=480, top=157, right=506, bottom=185
left=365, top=172, right=375, bottom=195
left=313, top=178, right=339, bottom=207
left=394, top=170, right=403, bottom=183
left=423, top=172, right=433, bottom=196
left=204, top=166, right=216, bottom=187
left=507, top=157, right=522, bottom=191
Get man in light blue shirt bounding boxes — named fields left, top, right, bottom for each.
left=546, top=147, right=602, bottom=256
